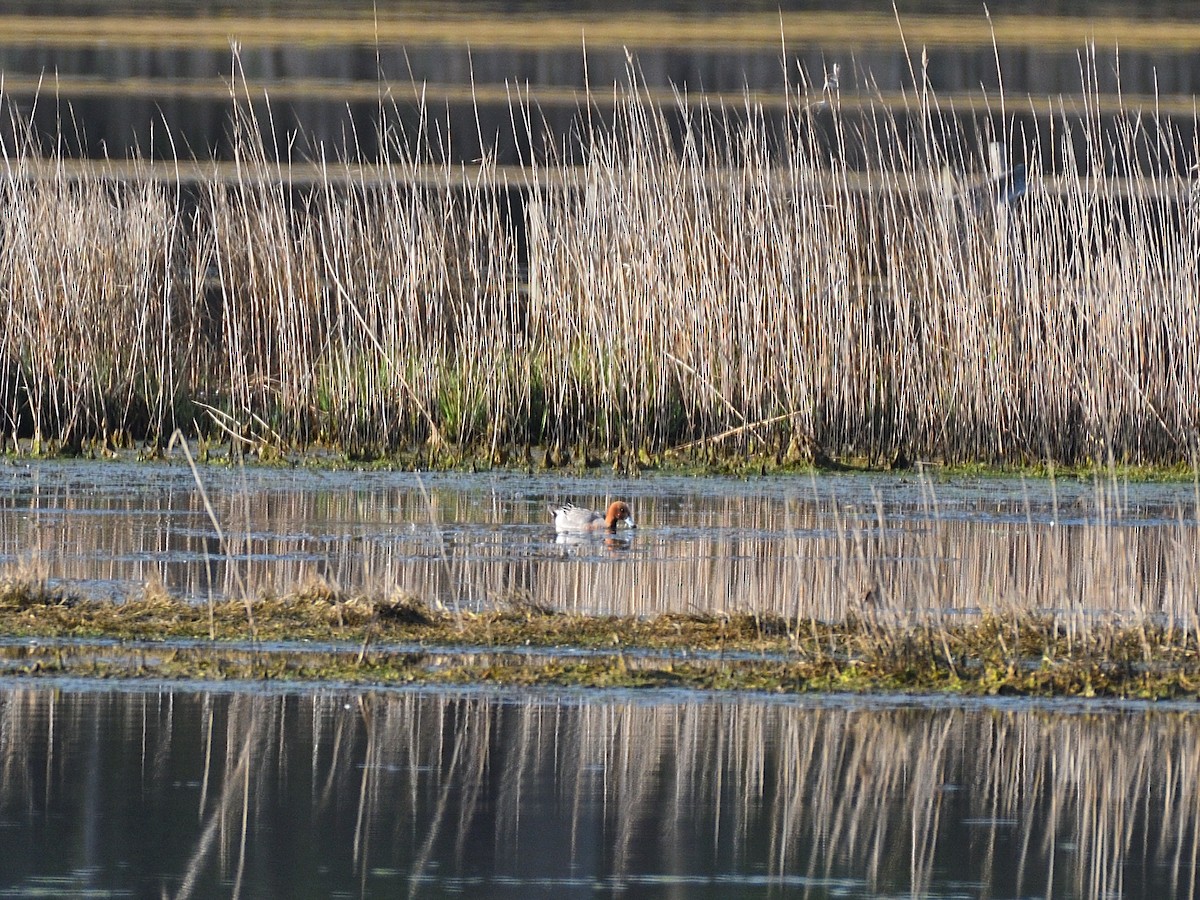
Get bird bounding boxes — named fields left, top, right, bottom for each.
left=822, top=62, right=840, bottom=94
left=982, top=162, right=1027, bottom=207
left=549, top=501, right=636, bottom=534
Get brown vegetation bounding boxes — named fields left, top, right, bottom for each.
left=0, top=53, right=1196, bottom=466
left=2, top=574, right=1199, bottom=699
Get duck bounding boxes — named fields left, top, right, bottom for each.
left=549, top=501, right=636, bottom=533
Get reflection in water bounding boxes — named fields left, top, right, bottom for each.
left=0, top=9, right=1198, bottom=165
left=1, top=462, right=1200, bottom=624
left=0, top=683, right=1196, bottom=898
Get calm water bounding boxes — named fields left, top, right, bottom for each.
left=0, top=681, right=1196, bottom=898
left=1, top=460, right=1200, bottom=621
left=2, top=3, right=1199, bottom=166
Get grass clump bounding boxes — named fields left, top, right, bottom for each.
left=0, top=559, right=79, bottom=610
left=1, top=582, right=1200, bottom=699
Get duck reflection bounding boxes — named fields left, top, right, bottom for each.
left=555, top=530, right=635, bottom=552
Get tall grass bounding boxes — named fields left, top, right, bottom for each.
left=0, top=47, right=1197, bottom=464
left=0, top=161, right=185, bottom=451
left=196, top=92, right=522, bottom=454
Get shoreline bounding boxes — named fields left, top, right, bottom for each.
left=5, top=443, right=1199, bottom=484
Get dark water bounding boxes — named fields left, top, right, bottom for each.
left=1, top=3, right=1198, bottom=167
left=1, top=459, right=1199, bottom=622
left=0, top=682, right=1196, bottom=899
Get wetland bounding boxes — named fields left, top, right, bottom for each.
left=1, top=460, right=1199, bottom=699
left=1, top=4, right=1200, bottom=468
left=4, top=2, right=1200, bottom=896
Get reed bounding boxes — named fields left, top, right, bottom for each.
left=0, top=46, right=1197, bottom=465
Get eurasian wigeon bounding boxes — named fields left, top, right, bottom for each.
left=549, top=501, right=636, bottom=533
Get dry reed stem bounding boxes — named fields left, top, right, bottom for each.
left=0, top=48, right=1195, bottom=465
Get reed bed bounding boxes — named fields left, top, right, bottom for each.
left=0, top=50, right=1197, bottom=465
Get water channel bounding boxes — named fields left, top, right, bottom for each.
left=4, top=2, right=1200, bottom=168
left=0, top=460, right=1196, bottom=895
left=0, top=681, right=1197, bottom=899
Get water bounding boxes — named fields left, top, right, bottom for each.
left=3, top=3, right=1199, bottom=166
left=0, top=681, right=1195, bottom=898
left=1, top=460, right=1199, bottom=622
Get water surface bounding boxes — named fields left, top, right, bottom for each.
left=0, top=681, right=1195, bottom=898
left=1, top=459, right=1198, bottom=622
left=1, top=3, right=1197, bottom=166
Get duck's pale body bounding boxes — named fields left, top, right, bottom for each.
left=549, top=501, right=636, bottom=533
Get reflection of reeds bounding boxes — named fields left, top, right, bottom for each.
left=4, top=473, right=1200, bottom=632
left=0, top=686, right=1197, bottom=896
left=0, top=47, right=1197, bottom=463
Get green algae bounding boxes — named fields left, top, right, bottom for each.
left=13, top=435, right=1200, bottom=484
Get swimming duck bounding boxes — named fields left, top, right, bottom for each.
left=549, top=501, right=636, bottom=533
